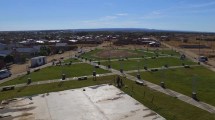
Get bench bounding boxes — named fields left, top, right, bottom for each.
left=2, top=86, right=15, bottom=91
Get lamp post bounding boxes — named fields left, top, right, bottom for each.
left=120, top=56, right=123, bottom=73
left=192, top=76, right=197, bottom=100
left=61, top=63, right=66, bottom=80
left=93, top=64, right=97, bottom=81
left=160, top=66, right=166, bottom=88
left=108, top=39, right=111, bottom=69
left=137, top=60, right=141, bottom=79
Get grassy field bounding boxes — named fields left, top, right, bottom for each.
left=80, top=49, right=179, bottom=61
left=80, top=49, right=103, bottom=60
left=63, top=58, right=81, bottom=63
left=137, top=49, right=180, bottom=57
left=0, top=63, right=109, bottom=87
left=101, top=57, right=197, bottom=71
left=130, top=66, right=215, bottom=106
left=0, top=76, right=214, bottom=120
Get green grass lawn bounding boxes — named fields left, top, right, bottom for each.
left=63, top=58, right=81, bottom=63
left=80, top=49, right=103, bottom=60
left=136, top=49, right=180, bottom=57
left=130, top=66, right=215, bottom=106
left=0, top=63, right=109, bottom=87
left=0, top=76, right=214, bottom=120
left=101, top=57, right=196, bottom=71
left=80, top=49, right=177, bottom=61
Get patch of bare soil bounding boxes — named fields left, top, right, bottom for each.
left=95, top=50, right=137, bottom=58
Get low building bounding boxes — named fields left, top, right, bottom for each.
left=0, top=43, right=7, bottom=50
left=0, top=50, right=12, bottom=57
left=30, top=56, right=47, bottom=67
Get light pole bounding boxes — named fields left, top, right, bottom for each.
left=61, top=62, right=66, bottom=80
left=93, top=63, right=97, bottom=81
left=192, top=75, right=197, bottom=100
left=108, top=39, right=111, bottom=69
left=26, top=65, right=31, bottom=85
left=120, top=56, right=123, bottom=73
left=137, top=60, right=141, bottom=79
left=160, top=66, right=166, bottom=88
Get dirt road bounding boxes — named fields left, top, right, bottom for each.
left=162, top=42, right=215, bottom=72
left=10, top=50, right=76, bottom=75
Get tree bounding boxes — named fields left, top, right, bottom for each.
left=4, top=55, right=14, bottom=63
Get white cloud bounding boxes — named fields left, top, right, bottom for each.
left=140, top=11, right=164, bottom=19
left=100, top=16, right=118, bottom=21
left=116, top=13, right=128, bottom=16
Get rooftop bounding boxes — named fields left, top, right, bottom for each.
left=0, top=84, right=165, bottom=120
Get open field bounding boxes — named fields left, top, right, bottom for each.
left=101, top=57, right=197, bottom=71
left=63, top=58, right=81, bottom=63
left=80, top=48, right=180, bottom=61
left=0, top=76, right=214, bottom=120
left=165, top=40, right=215, bottom=58
left=0, top=63, right=109, bottom=87
left=130, top=66, right=215, bottom=106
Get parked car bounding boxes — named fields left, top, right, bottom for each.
left=198, top=56, right=208, bottom=62
left=0, top=69, right=12, bottom=79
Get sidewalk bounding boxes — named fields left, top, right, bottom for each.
left=83, top=59, right=215, bottom=114
left=0, top=72, right=116, bottom=90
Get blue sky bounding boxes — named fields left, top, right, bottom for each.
left=0, top=0, right=215, bottom=32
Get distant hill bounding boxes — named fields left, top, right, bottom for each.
left=69, top=28, right=158, bottom=32
left=0, top=28, right=214, bottom=34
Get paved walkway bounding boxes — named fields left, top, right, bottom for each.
left=0, top=65, right=197, bottom=89
left=0, top=72, right=116, bottom=90
left=83, top=59, right=215, bottom=114
left=91, top=55, right=179, bottom=63
left=0, top=61, right=84, bottom=84
left=1, top=48, right=215, bottom=114
left=124, top=65, right=200, bottom=74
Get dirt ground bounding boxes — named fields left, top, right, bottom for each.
left=10, top=50, right=76, bottom=75
left=165, top=40, right=215, bottom=57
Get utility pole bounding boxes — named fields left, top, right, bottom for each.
left=108, top=39, right=111, bottom=69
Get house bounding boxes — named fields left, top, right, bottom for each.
left=0, top=43, right=7, bottom=50
left=56, top=43, right=68, bottom=47
left=0, top=50, right=12, bottom=57
left=16, top=48, right=39, bottom=55
left=149, top=42, right=161, bottom=47
left=68, top=40, right=78, bottom=43
left=54, top=43, right=70, bottom=53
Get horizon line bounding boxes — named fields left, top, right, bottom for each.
left=0, top=27, right=214, bottom=34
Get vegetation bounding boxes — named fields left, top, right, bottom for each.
left=0, top=76, right=214, bottom=120
left=101, top=57, right=196, bottom=71
left=130, top=66, right=215, bottom=106
left=63, top=58, right=81, bottom=63
left=80, top=49, right=103, bottom=60
left=0, top=63, right=109, bottom=86
left=80, top=48, right=180, bottom=61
